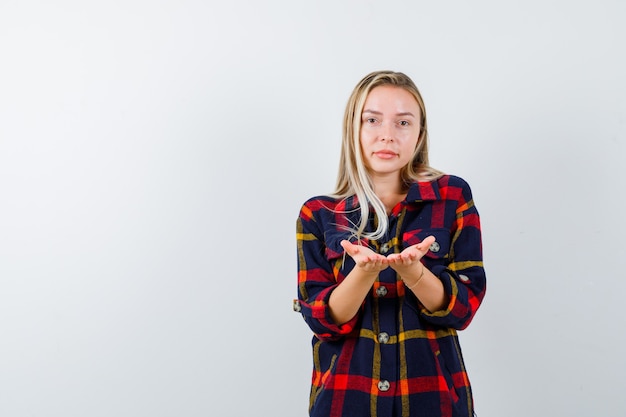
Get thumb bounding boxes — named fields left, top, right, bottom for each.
left=416, top=235, right=436, bottom=252
left=340, top=240, right=359, bottom=255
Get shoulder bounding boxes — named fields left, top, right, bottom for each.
left=300, top=194, right=343, bottom=211
left=407, top=174, right=475, bottom=203
left=435, top=174, right=472, bottom=190
left=298, top=194, right=345, bottom=222
left=407, top=174, right=474, bottom=202
left=434, top=175, right=477, bottom=209
left=433, top=174, right=474, bottom=194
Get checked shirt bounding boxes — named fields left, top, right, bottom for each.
left=294, top=175, right=486, bottom=417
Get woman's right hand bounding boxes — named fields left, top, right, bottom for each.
left=340, top=240, right=389, bottom=272
left=328, top=240, right=390, bottom=324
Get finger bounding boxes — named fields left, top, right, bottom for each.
left=372, top=255, right=387, bottom=265
left=416, top=235, right=436, bottom=252
left=400, top=256, right=414, bottom=265
left=361, top=255, right=386, bottom=270
left=387, top=254, right=402, bottom=264
left=367, top=258, right=381, bottom=268
left=340, top=240, right=359, bottom=255
left=403, top=251, right=418, bottom=261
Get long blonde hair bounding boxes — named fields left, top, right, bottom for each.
left=333, top=70, right=443, bottom=241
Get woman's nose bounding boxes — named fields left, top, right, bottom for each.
left=380, top=124, right=394, bottom=142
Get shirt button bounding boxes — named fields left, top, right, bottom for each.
left=378, top=380, right=390, bottom=392
left=380, top=243, right=390, bottom=254
left=376, top=286, right=388, bottom=297
left=429, top=241, right=440, bottom=253
left=378, top=332, right=390, bottom=344
left=459, top=274, right=470, bottom=282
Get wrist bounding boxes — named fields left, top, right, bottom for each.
left=353, top=265, right=382, bottom=280
left=404, top=264, right=425, bottom=290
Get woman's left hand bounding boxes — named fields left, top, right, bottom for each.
left=387, top=235, right=435, bottom=276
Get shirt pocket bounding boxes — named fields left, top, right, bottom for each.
left=322, top=230, right=360, bottom=282
left=402, top=228, right=451, bottom=270
left=323, top=229, right=355, bottom=260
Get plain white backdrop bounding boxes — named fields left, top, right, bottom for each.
left=1, top=1, right=625, bottom=416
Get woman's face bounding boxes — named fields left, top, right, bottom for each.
left=359, top=85, right=421, bottom=180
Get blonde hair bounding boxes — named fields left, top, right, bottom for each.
left=333, top=70, right=444, bottom=241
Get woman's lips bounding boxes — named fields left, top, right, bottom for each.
left=373, top=150, right=398, bottom=159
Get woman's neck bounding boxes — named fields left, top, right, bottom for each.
left=372, top=176, right=407, bottom=213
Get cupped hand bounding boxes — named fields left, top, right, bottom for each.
left=387, top=235, right=435, bottom=274
left=340, top=240, right=390, bottom=272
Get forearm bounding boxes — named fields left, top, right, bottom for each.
left=328, top=267, right=379, bottom=325
left=403, top=265, right=449, bottom=313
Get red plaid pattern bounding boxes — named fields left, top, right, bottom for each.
left=295, top=175, right=486, bottom=417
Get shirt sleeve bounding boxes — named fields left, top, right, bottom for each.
left=420, top=178, right=487, bottom=330
left=294, top=201, right=359, bottom=341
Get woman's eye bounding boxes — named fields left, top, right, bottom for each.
left=365, top=118, right=377, bottom=124
left=399, top=120, right=409, bottom=126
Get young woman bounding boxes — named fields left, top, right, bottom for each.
left=294, top=70, right=486, bottom=417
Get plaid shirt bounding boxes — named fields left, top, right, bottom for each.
left=294, top=175, right=486, bottom=417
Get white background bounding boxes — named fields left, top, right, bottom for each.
left=1, top=1, right=625, bottom=416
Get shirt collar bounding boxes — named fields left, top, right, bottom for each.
left=341, top=178, right=442, bottom=211
left=405, top=179, right=442, bottom=203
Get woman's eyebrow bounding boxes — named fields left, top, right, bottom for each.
left=362, top=109, right=416, bottom=118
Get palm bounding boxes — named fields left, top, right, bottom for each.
left=340, top=240, right=389, bottom=272
left=387, top=235, right=435, bottom=276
